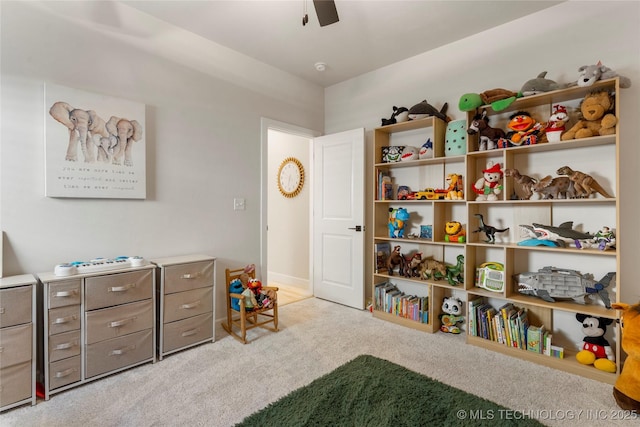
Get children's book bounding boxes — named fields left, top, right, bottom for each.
left=527, top=325, right=545, bottom=353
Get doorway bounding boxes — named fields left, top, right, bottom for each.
left=261, top=119, right=319, bottom=305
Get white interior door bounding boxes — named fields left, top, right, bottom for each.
left=313, top=128, right=365, bottom=309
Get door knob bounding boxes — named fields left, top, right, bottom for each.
left=348, top=225, right=363, bottom=232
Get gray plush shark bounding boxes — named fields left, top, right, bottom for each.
left=520, top=71, right=561, bottom=96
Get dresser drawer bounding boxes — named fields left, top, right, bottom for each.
left=48, top=279, right=81, bottom=309
left=163, top=287, right=213, bottom=323
left=0, top=323, right=32, bottom=369
left=85, top=269, right=153, bottom=310
left=48, top=330, right=81, bottom=363
left=48, top=305, right=80, bottom=336
left=162, top=312, right=213, bottom=353
left=85, top=299, right=153, bottom=345
left=0, top=286, right=32, bottom=328
left=1, top=361, right=31, bottom=407
left=85, top=329, right=153, bottom=379
left=49, top=355, right=81, bottom=390
left=163, top=261, right=213, bottom=294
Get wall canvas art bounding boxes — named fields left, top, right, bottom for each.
left=45, top=83, right=146, bottom=199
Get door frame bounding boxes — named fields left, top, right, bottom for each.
left=260, top=118, right=321, bottom=291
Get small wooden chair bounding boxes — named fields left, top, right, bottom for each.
left=222, top=267, right=279, bottom=344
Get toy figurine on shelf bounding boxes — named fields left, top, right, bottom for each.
left=388, top=207, right=410, bottom=238
left=444, top=173, right=464, bottom=200
left=440, top=297, right=464, bottom=334
left=386, top=245, right=403, bottom=276
left=545, top=104, right=569, bottom=143
left=505, top=111, right=543, bottom=146
left=473, top=161, right=503, bottom=201
left=444, top=221, right=466, bottom=243
left=466, top=110, right=505, bottom=151
left=584, top=226, right=616, bottom=251
left=472, top=214, right=509, bottom=244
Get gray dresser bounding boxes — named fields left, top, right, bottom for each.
left=151, top=255, right=216, bottom=360
left=0, top=274, right=37, bottom=411
left=38, top=264, right=156, bottom=400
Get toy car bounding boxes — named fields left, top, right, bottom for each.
left=397, top=186, right=416, bottom=200
left=415, top=188, right=447, bottom=200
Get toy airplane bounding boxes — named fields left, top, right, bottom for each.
left=519, top=221, right=593, bottom=248
left=515, top=267, right=614, bottom=308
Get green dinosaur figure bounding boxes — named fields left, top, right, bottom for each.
left=445, top=254, right=465, bottom=286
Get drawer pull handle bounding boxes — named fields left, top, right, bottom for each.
left=54, top=290, right=78, bottom=297
left=55, top=341, right=78, bottom=350
left=0, top=347, right=3, bottom=353
left=108, top=283, right=136, bottom=292
left=109, top=316, right=137, bottom=328
left=181, top=328, right=199, bottom=337
left=181, top=273, right=200, bottom=279
left=181, top=300, right=201, bottom=310
left=109, top=345, right=136, bottom=356
left=52, top=315, right=77, bottom=324
left=0, top=307, right=4, bottom=314
left=55, top=367, right=77, bottom=378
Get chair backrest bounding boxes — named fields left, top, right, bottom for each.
left=225, top=267, right=256, bottom=294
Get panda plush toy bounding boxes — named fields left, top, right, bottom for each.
left=440, top=297, right=464, bottom=334
left=575, top=313, right=616, bottom=373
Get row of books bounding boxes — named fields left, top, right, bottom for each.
left=468, top=297, right=562, bottom=357
left=377, top=170, right=393, bottom=200
left=374, top=282, right=428, bottom=323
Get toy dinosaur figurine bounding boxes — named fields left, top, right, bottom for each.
left=473, top=214, right=509, bottom=243
left=504, top=168, right=537, bottom=200
left=532, top=175, right=575, bottom=199
left=445, top=254, right=464, bottom=286
left=556, top=166, right=613, bottom=198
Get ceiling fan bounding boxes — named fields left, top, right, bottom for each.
left=303, top=0, right=339, bottom=27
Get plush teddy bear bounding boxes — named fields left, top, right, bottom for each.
left=473, top=161, right=503, bottom=201
left=612, top=302, right=640, bottom=411
left=561, top=91, right=617, bottom=140
left=575, top=313, right=616, bottom=373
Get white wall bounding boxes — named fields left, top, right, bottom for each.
left=324, top=1, right=640, bottom=302
left=0, top=2, right=324, bottom=321
left=267, top=130, right=310, bottom=290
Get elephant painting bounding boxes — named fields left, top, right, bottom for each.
left=49, top=101, right=109, bottom=162
left=105, top=116, right=143, bottom=166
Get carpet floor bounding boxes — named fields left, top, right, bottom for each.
left=1, top=297, right=636, bottom=427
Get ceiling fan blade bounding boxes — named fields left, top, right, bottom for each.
left=313, top=0, right=339, bottom=27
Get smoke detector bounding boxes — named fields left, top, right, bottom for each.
left=314, top=62, right=327, bottom=72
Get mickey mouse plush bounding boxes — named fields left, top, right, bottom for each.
left=575, top=313, right=616, bottom=373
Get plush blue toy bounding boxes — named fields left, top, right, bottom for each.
left=229, top=278, right=244, bottom=311
left=388, top=207, right=410, bottom=238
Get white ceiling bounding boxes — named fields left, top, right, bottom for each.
left=122, top=0, right=563, bottom=87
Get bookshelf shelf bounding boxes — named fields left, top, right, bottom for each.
left=370, top=78, right=622, bottom=383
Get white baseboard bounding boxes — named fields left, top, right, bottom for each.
left=268, top=271, right=311, bottom=294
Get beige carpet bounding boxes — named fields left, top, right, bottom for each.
left=2, top=298, right=635, bottom=427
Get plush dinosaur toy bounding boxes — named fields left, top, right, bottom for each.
left=612, top=302, right=640, bottom=411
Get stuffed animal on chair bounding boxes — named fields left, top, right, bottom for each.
left=229, top=278, right=244, bottom=311
left=612, top=302, right=640, bottom=411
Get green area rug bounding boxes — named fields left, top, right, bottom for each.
left=237, top=355, right=543, bottom=426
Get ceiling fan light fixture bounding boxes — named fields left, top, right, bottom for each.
left=314, top=62, right=327, bottom=72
